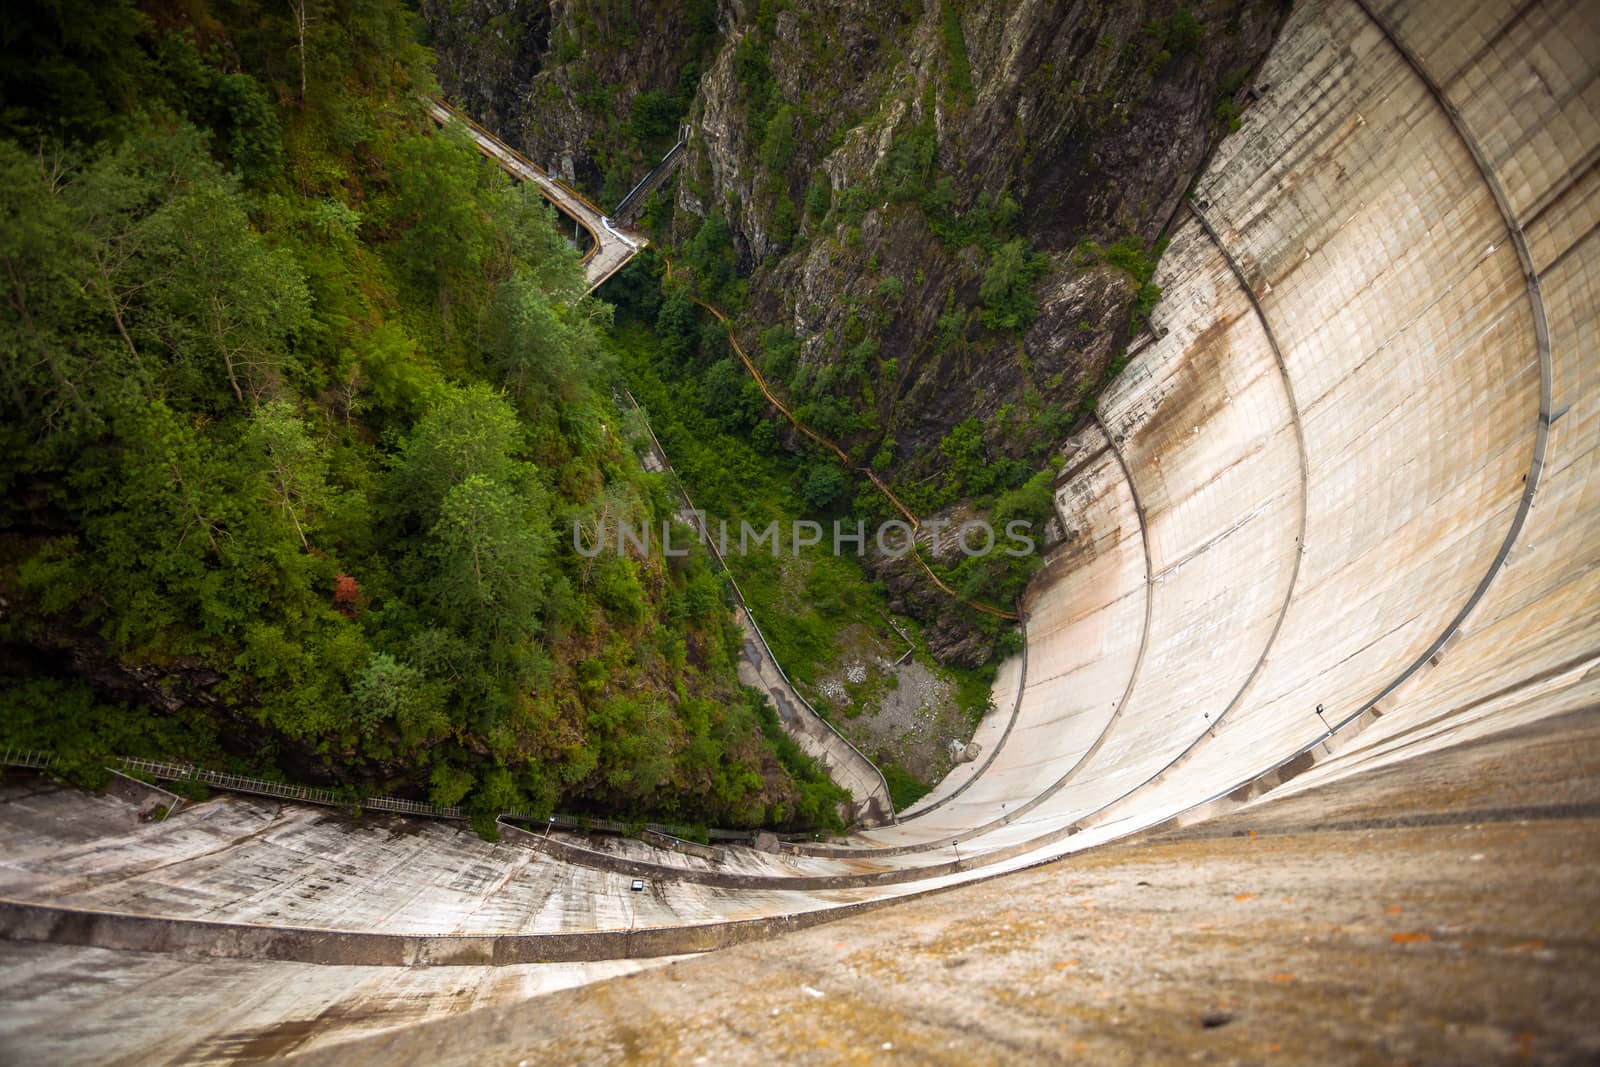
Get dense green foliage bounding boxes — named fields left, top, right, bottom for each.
left=938, top=0, right=975, bottom=105
left=608, top=263, right=1018, bottom=764
left=607, top=317, right=884, bottom=696
left=1088, top=234, right=1168, bottom=330
left=0, top=0, right=846, bottom=833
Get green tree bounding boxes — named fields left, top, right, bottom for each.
left=0, top=141, right=107, bottom=439
left=387, top=124, right=500, bottom=292
left=390, top=384, right=525, bottom=524
left=499, top=184, right=585, bottom=299
left=799, top=463, right=848, bottom=513
left=242, top=401, right=326, bottom=549
left=430, top=764, right=475, bottom=808
left=0, top=0, right=151, bottom=143
left=656, top=287, right=700, bottom=363
left=351, top=652, right=427, bottom=736
left=588, top=694, right=680, bottom=802
left=215, top=73, right=282, bottom=181
left=487, top=269, right=606, bottom=407
left=759, top=104, right=796, bottom=175
left=629, top=88, right=685, bottom=146
left=979, top=238, right=1047, bottom=332
left=152, top=178, right=312, bottom=406
left=804, top=172, right=832, bottom=220
left=939, top=417, right=990, bottom=494
left=702, top=357, right=765, bottom=431
left=684, top=214, right=737, bottom=306
left=427, top=473, right=552, bottom=640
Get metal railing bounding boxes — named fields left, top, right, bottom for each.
left=614, top=130, right=689, bottom=224
left=615, top=390, right=897, bottom=819
left=0, top=747, right=766, bottom=843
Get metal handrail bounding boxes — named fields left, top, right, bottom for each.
left=0, top=748, right=756, bottom=842
left=615, top=137, right=687, bottom=221
left=616, top=389, right=897, bottom=819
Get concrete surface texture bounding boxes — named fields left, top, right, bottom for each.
left=277, top=710, right=1600, bottom=1066
left=0, top=942, right=681, bottom=1064
left=0, top=0, right=1596, bottom=1061
left=6, top=710, right=1594, bottom=1064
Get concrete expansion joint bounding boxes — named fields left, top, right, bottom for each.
left=1310, top=1, right=1553, bottom=756
left=1108, top=193, right=1311, bottom=828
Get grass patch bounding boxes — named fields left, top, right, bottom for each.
left=880, top=761, right=933, bottom=809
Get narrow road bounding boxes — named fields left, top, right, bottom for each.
left=425, top=98, right=644, bottom=293
left=618, top=391, right=896, bottom=827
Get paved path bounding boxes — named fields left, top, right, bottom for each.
left=425, top=99, right=643, bottom=293
left=619, top=390, right=895, bottom=826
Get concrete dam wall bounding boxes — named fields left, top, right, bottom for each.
left=1, top=0, right=1594, bottom=1061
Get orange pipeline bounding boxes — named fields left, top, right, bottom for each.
left=660, top=255, right=1020, bottom=622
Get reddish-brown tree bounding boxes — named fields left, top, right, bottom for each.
left=332, top=573, right=363, bottom=618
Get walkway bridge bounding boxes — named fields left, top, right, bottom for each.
left=426, top=98, right=645, bottom=293
left=2, top=1, right=1596, bottom=1060
left=613, top=126, right=689, bottom=225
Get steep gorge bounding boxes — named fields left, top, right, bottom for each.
left=427, top=0, right=1286, bottom=664
left=429, top=0, right=1283, bottom=472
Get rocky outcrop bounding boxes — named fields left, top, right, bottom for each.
left=1, top=618, right=229, bottom=717
left=420, top=0, right=551, bottom=136
left=421, top=0, right=1282, bottom=472
left=679, top=0, right=1283, bottom=470
left=427, top=0, right=719, bottom=203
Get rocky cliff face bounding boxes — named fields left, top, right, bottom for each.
left=421, top=0, right=551, bottom=138
left=425, top=0, right=1283, bottom=664
left=697, top=0, right=1280, bottom=471
left=428, top=0, right=1281, bottom=477
left=426, top=0, right=720, bottom=200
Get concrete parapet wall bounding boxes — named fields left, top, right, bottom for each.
left=638, top=829, right=723, bottom=863
left=0, top=896, right=903, bottom=967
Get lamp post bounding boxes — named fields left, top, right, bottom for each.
left=628, top=878, right=645, bottom=951
left=951, top=839, right=961, bottom=868
left=545, top=815, right=555, bottom=837
left=1314, top=703, right=1333, bottom=734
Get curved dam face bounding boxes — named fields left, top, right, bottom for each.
left=1, top=0, right=1595, bottom=1060
left=837, top=0, right=1597, bottom=857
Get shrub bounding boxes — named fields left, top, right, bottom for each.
left=939, top=0, right=975, bottom=103
left=804, top=172, right=832, bottom=219
left=629, top=88, right=686, bottom=146
left=799, top=463, right=849, bottom=512
left=979, top=238, right=1050, bottom=332
left=884, top=121, right=937, bottom=203
left=759, top=104, right=797, bottom=175
left=873, top=276, right=905, bottom=302
left=1215, top=96, right=1242, bottom=132
left=880, top=761, right=932, bottom=809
